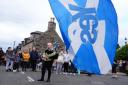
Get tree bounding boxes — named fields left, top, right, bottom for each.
left=116, top=44, right=128, bottom=60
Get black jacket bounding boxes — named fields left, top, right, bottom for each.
left=44, top=49, right=58, bottom=61
left=30, top=51, right=39, bottom=60
left=0, top=50, right=4, bottom=59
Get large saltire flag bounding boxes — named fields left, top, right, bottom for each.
left=49, top=0, right=118, bottom=74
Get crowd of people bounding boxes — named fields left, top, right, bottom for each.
left=0, top=43, right=77, bottom=82
left=112, top=59, right=128, bottom=78
left=0, top=43, right=128, bottom=82
left=5, top=47, right=39, bottom=72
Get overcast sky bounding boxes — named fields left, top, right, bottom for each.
left=0, top=0, right=128, bottom=51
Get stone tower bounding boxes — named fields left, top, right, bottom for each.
left=48, top=18, right=56, bottom=31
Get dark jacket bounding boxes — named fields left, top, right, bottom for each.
left=44, top=49, right=57, bottom=61
left=30, top=51, right=39, bottom=60
left=0, top=50, right=4, bottom=60
left=112, top=61, right=117, bottom=73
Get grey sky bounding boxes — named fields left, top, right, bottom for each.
left=0, top=0, right=128, bottom=51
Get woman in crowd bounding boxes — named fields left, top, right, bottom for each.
left=63, top=51, right=70, bottom=74
left=56, top=50, right=64, bottom=74
left=22, top=49, right=30, bottom=72
left=13, top=51, right=21, bottom=72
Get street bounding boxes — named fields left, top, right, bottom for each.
left=0, top=66, right=128, bottom=85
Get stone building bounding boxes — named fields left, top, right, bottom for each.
left=35, top=18, right=65, bottom=52
left=18, top=18, right=65, bottom=53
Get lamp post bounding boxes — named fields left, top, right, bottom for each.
left=13, top=41, right=15, bottom=49
left=125, top=37, right=127, bottom=45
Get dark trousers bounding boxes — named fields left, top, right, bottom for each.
left=64, top=62, right=69, bottom=72
left=0, top=58, right=4, bottom=65
left=0, top=59, right=2, bottom=65
left=41, top=61, right=53, bottom=80
left=31, top=60, right=37, bottom=71
left=22, top=61, right=28, bottom=71
left=13, top=62, right=20, bottom=71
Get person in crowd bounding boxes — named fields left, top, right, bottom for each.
left=6, top=47, right=14, bottom=72
left=36, top=52, right=42, bottom=71
left=18, top=50, right=23, bottom=69
left=122, top=60, right=127, bottom=73
left=38, top=43, right=56, bottom=82
left=69, top=60, right=77, bottom=75
left=22, top=49, right=30, bottom=72
left=30, top=47, right=39, bottom=72
left=13, top=51, right=21, bottom=72
left=63, top=51, right=70, bottom=74
left=56, top=50, right=64, bottom=74
left=0, top=47, right=5, bottom=65
left=112, top=60, right=118, bottom=79
left=119, top=60, right=123, bottom=72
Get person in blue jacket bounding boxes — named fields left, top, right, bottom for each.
left=30, top=47, right=39, bottom=71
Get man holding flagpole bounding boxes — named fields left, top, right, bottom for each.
left=38, top=42, right=56, bottom=82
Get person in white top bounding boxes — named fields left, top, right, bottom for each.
left=56, top=50, right=64, bottom=74
left=63, top=51, right=70, bottom=73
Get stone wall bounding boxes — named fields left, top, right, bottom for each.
left=20, top=18, right=65, bottom=53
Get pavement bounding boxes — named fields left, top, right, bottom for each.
left=0, top=66, right=128, bottom=85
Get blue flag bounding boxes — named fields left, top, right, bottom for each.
left=49, top=0, right=118, bottom=74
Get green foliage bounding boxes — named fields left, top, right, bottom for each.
left=116, top=44, right=128, bottom=60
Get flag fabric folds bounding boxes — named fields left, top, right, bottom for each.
left=49, top=0, right=118, bottom=74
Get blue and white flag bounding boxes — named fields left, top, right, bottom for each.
left=49, top=0, right=118, bottom=74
